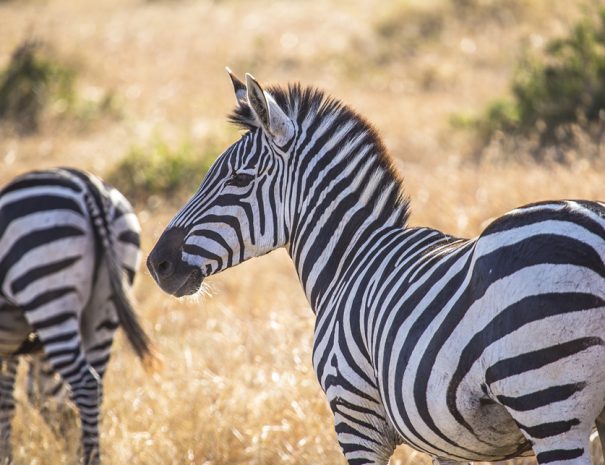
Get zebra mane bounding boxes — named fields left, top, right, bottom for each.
left=228, top=83, right=410, bottom=226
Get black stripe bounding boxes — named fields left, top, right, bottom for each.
left=496, top=383, right=586, bottom=411
left=91, top=353, right=111, bottom=375
left=124, top=267, right=136, bottom=285
left=118, top=230, right=140, bottom=247
left=29, top=309, right=77, bottom=329
left=56, top=357, right=87, bottom=377
left=11, top=256, right=81, bottom=294
left=255, top=173, right=266, bottom=236
left=0, top=175, right=82, bottom=196
left=88, top=339, right=113, bottom=353
left=183, top=243, right=223, bottom=271
left=0, top=196, right=84, bottom=241
left=49, top=381, right=64, bottom=397
left=46, top=346, right=79, bottom=359
left=486, top=337, right=604, bottom=385
left=536, top=448, right=584, bottom=464
left=483, top=201, right=605, bottom=240
left=22, top=287, right=78, bottom=313
left=0, top=226, right=85, bottom=288
left=95, top=318, right=119, bottom=332
left=517, top=419, right=580, bottom=439
left=43, top=331, right=77, bottom=346
left=335, top=422, right=383, bottom=448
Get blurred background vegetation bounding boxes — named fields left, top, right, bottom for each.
left=1, top=0, right=605, bottom=464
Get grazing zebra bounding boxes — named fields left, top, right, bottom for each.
left=0, top=168, right=153, bottom=465
left=147, top=71, right=605, bottom=465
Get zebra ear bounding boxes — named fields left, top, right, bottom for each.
left=226, top=67, right=247, bottom=107
left=245, top=73, right=295, bottom=146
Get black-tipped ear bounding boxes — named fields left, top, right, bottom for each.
left=226, top=67, right=247, bottom=106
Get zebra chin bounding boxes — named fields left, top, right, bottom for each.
left=152, top=263, right=204, bottom=298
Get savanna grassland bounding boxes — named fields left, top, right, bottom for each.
left=1, top=0, right=604, bottom=464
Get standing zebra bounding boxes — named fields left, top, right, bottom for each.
left=0, top=168, right=153, bottom=465
left=148, top=71, right=605, bottom=465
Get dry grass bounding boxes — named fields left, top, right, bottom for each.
left=1, top=0, right=604, bottom=464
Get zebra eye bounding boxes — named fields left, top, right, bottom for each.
left=227, top=173, right=254, bottom=188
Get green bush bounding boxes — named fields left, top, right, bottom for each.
left=470, top=6, right=605, bottom=146
left=0, top=40, right=76, bottom=133
left=108, top=136, right=218, bottom=206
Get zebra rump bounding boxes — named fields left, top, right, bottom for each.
left=0, top=167, right=153, bottom=465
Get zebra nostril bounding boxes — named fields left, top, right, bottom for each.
left=156, top=260, right=173, bottom=277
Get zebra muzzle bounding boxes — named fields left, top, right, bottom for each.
left=147, top=228, right=203, bottom=297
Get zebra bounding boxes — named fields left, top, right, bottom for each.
left=147, top=70, right=605, bottom=465
left=0, top=168, right=153, bottom=465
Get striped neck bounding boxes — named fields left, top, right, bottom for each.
left=229, top=82, right=410, bottom=309
left=281, top=104, right=409, bottom=309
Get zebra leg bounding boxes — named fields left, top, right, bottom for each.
left=331, top=403, right=398, bottom=465
left=528, top=434, right=591, bottom=465
left=503, top=403, right=593, bottom=465
left=595, top=409, right=605, bottom=457
left=33, top=318, right=102, bottom=465
left=80, top=263, right=119, bottom=382
left=0, top=358, right=17, bottom=465
left=26, top=355, right=76, bottom=439
left=499, top=402, right=594, bottom=465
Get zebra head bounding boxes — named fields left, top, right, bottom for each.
left=147, top=71, right=296, bottom=297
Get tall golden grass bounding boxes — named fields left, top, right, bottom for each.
left=1, top=0, right=604, bottom=464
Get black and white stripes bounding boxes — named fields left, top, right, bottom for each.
left=0, top=168, right=152, bottom=465
left=148, top=72, right=605, bottom=465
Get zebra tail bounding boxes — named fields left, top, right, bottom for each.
left=81, top=175, right=160, bottom=372
left=106, top=255, right=160, bottom=372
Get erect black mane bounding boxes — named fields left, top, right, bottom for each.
left=228, top=83, right=410, bottom=226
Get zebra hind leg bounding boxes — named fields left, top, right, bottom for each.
left=33, top=318, right=102, bottom=465
left=515, top=422, right=592, bottom=465
left=26, top=355, right=77, bottom=439
left=0, top=358, right=17, bottom=465
left=497, top=388, right=594, bottom=465
left=595, top=409, right=605, bottom=461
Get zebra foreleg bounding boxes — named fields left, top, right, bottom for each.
left=0, top=358, right=17, bottom=465
left=332, top=408, right=399, bottom=465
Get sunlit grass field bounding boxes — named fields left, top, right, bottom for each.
left=1, top=0, right=604, bottom=464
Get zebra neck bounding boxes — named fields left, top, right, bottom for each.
left=288, top=220, right=465, bottom=317
left=287, top=210, right=399, bottom=312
